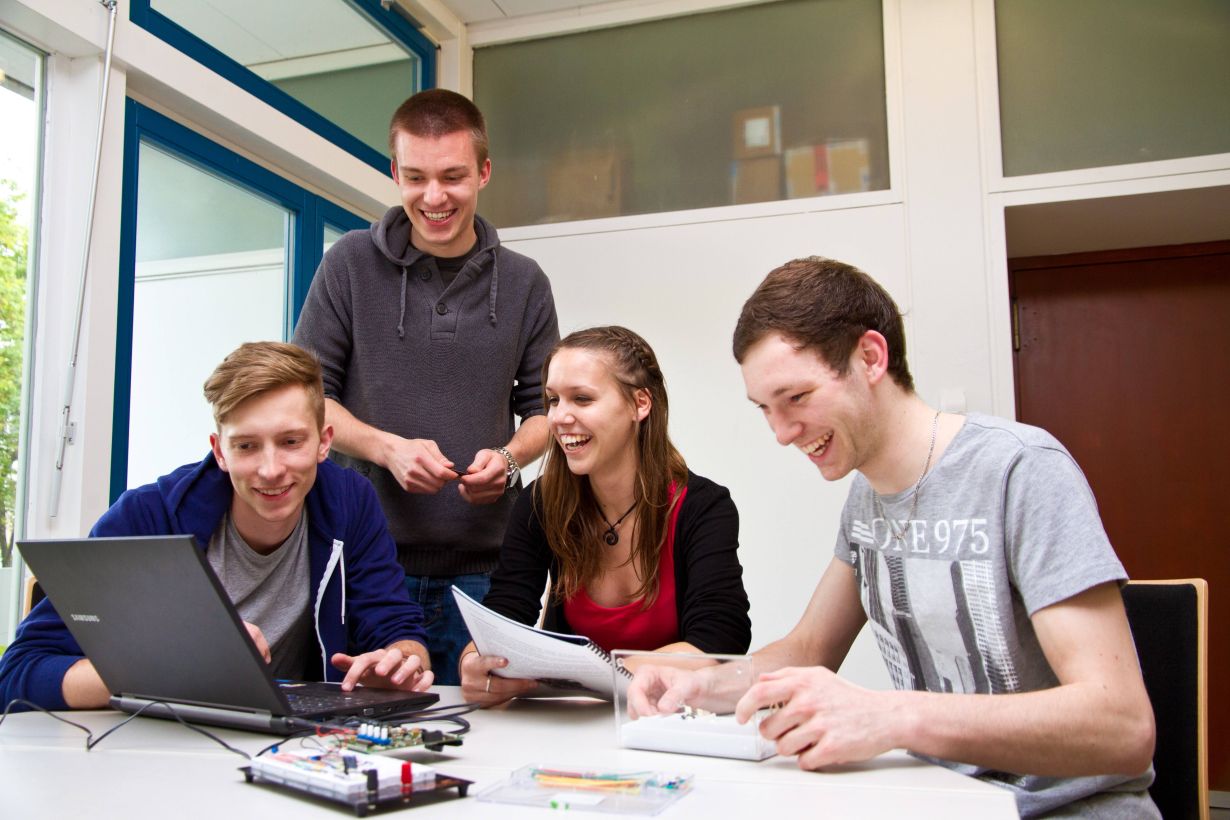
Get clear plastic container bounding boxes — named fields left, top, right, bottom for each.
left=476, top=764, right=693, bottom=815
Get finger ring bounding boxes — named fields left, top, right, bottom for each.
left=485, top=675, right=492, bottom=694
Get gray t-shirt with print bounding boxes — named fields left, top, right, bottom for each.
left=207, top=511, right=313, bottom=681
left=834, top=414, right=1157, bottom=819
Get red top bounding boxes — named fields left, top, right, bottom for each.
left=563, top=485, right=687, bottom=653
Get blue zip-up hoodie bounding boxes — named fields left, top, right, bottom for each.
left=0, top=454, right=428, bottom=711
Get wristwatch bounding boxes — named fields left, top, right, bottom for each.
left=492, top=446, right=520, bottom=490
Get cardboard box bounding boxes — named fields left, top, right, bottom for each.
left=732, top=105, right=781, bottom=159
left=825, top=138, right=870, bottom=194
left=731, top=156, right=782, bottom=204
left=545, top=148, right=623, bottom=221
left=783, top=139, right=871, bottom=198
left=784, top=145, right=827, bottom=198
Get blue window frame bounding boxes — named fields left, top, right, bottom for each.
left=307, top=198, right=368, bottom=311
left=112, top=100, right=368, bottom=501
left=129, top=0, right=435, bottom=172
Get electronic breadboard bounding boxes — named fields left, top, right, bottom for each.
left=242, top=748, right=471, bottom=816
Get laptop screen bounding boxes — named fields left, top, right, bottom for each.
left=21, top=535, right=295, bottom=713
left=17, top=535, right=436, bottom=724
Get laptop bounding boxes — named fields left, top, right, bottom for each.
left=17, top=535, right=438, bottom=734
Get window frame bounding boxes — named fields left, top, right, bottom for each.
left=307, top=198, right=369, bottom=317
left=129, top=0, right=436, bottom=172
left=111, top=100, right=367, bottom=502
left=1, top=27, right=46, bottom=644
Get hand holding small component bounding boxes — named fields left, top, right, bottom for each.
left=625, top=664, right=710, bottom=719
left=459, top=649, right=539, bottom=705
left=333, top=644, right=434, bottom=692
left=244, top=621, right=272, bottom=663
left=383, top=436, right=456, bottom=494
left=735, top=666, right=894, bottom=770
left=457, top=449, right=507, bottom=506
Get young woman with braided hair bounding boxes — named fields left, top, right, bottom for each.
left=459, top=326, right=751, bottom=703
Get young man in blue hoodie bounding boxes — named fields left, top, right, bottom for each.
left=0, top=342, right=431, bottom=710
left=293, top=90, right=560, bottom=683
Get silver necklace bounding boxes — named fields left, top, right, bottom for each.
left=873, top=411, right=940, bottom=547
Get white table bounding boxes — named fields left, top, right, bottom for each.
left=0, top=687, right=1019, bottom=819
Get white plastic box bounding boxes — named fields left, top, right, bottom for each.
left=613, top=651, right=777, bottom=761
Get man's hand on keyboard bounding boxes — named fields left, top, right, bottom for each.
left=332, top=641, right=433, bottom=692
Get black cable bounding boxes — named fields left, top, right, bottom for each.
left=1, top=698, right=96, bottom=739
left=105, top=700, right=252, bottom=759
left=83, top=703, right=159, bottom=749
left=378, top=700, right=482, bottom=731
left=2, top=697, right=250, bottom=759
left=401, top=711, right=471, bottom=736
left=414, top=701, right=483, bottom=717
left=254, top=729, right=317, bottom=758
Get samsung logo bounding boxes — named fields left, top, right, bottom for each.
left=70, top=614, right=100, bottom=623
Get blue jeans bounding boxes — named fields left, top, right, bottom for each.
left=404, top=573, right=490, bottom=686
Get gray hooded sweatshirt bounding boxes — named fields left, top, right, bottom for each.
left=293, top=206, right=559, bottom=576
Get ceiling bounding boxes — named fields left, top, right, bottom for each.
left=155, top=0, right=397, bottom=64
left=1005, top=185, right=1230, bottom=258
left=435, top=0, right=621, bottom=25
left=150, top=0, right=625, bottom=72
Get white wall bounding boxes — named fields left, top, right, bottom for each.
left=466, top=0, right=1230, bottom=687
left=4, top=0, right=1228, bottom=683
left=510, top=204, right=909, bottom=683
left=493, top=0, right=995, bottom=687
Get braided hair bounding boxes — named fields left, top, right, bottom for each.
left=535, top=326, right=689, bottom=605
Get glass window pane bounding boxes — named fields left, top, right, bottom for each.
left=0, top=29, right=41, bottom=641
left=323, top=222, right=345, bottom=253
left=150, top=0, right=420, bottom=155
left=128, top=141, right=290, bottom=488
left=474, top=0, right=888, bottom=226
left=997, top=0, right=1230, bottom=176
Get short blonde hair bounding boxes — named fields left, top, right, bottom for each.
left=202, top=342, right=325, bottom=428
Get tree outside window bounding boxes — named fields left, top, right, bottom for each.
left=0, top=180, right=25, bottom=567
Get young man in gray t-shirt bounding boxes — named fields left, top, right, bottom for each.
left=629, top=257, right=1158, bottom=818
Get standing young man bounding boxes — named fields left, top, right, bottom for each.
left=0, top=342, right=430, bottom=710
left=293, top=90, right=559, bottom=683
left=630, top=257, right=1158, bottom=817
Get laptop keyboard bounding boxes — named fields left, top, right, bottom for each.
left=283, top=690, right=371, bottom=714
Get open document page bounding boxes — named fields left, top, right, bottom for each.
left=452, top=586, right=630, bottom=699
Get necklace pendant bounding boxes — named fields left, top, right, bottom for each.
left=598, top=500, right=637, bottom=547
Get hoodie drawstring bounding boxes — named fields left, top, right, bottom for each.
left=487, top=246, right=499, bottom=327
left=397, top=266, right=408, bottom=338
left=314, top=539, right=346, bottom=680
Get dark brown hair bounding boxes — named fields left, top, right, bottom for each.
left=732, top=256, right=914, bottom=391
left=203, top=342, right=325, bottom=428
left=536, top=326, right=688, bottom=605
left=388, top=89, right=489, bottom=167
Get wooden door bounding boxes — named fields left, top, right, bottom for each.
left=1011, top=240, right=1230, bottom=791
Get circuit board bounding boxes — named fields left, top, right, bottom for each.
left=340, top=723, right=464, bottom=754
left=243, top=748, right=471, bottom=816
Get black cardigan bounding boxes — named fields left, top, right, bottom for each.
left=481, top=472, right=752, bottom=654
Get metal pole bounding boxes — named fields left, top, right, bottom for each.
left=48, top=0, right=118, bottom=519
